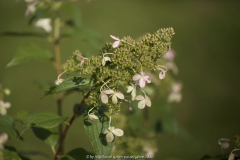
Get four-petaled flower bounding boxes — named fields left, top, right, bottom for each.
left=103, top=126, right=124, bottom=142
left=100, top=89, right=124, bottom=104
left=132, top=72, right=151, bottom=89
left=135, top=95, right=151, bottom=109
left=125, top=84, right=136, bottom=100
left=155, top=66, right=167, bottom=80
left=0, top=100, right=11, bottom=116
left=0, top=133, right=8, bottom=150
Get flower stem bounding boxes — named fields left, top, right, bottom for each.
left=54, top=16, right=63, bottom=154
left=54, top=78, right=109, bottom=160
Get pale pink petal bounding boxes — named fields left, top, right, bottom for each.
left=115, top=92, right=124, bottom=99
left=112, top=94, right=118, bottom=104
left=106, top=132, right=114, bottom=142
left=139, top=72, right=145, bottom=76
left=144, top=75, right=151, bottom=83
left=221, top=142, right=229, bottom=149
left=139, top=77, right=146, bottom=88
left=112, top=129, right=124, bottom=136
left=228, top=153, right=235, bottom=160
left=159, top=71, right=165, bottom=79
left=155, top=66, right=162, bottom=70
left=103, top=128, right=109, bottom=134
left=4, top=102, right=11, bottom=109
left=145, top=96, right=151, bottom=107
left=112, top=41, right=120, bottom=48
left=125, top=85, right=134, bottom=93
left=103, top=89, right=114, bottom=94
left=0, top=133, right=8, bottom=144
left=135, top=95, right=144, bottom=100
left=101, top=93, right=108, bottom=104
left=80, top=60, right=85, bottom=66
left=110, top=35, right=120, bottom=41
left=138, top=100, right=146, bottom=109
left=132, top=74, right=142, bottom=81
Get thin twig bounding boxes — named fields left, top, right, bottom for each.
left=54, top=78, right=108, bottom=160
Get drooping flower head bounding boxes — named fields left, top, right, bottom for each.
left=218, top=138, right=230, bottom=149
left=88, top=107, right=98, bottom=121
left=54, top=70, right=67, bottom=85
left=102, top=53, right=113, bottom=66
left=110, top=35, right=133, bottom=48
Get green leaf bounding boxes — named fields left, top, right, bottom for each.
left=60, top=4, right=81, bottom=27
left=0, top=115, right=18, bottom=137
left=3, top=149, right=22, bottom=160
left=63, top=25, right=102, bottom=49
left=73, top=103, right=88, bottom=117
left=84, top=109, right=113, bottom=158
left=20, top=111, right=67, bottom=137
left=32, top=127, right=58, bottom=147
left=46, top=76, right=89, bottom=95
left=62, top=148, right=94, bottom=160
left=7, top=44, right=53, bottom=67
left=14, top=111, right=29, bottom=123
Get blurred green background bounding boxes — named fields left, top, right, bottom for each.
left=1, top=0, right=240, bottom=160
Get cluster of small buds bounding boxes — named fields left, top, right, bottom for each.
left=0, top=133, right=8, bottom=150
left=63, top=28, right=175, bottom=142
left=0, top=100, right=11, bottom=116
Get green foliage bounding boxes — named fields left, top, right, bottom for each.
left=46, top=76, right=89, bottom=95
left=2, top=149, right=22, bottom=160
left=32, top=127, right=58, bottom=147
left=20, top=111, right=67, bottom=137
left=60, top=4, right=81, bottom=27
left=7, top=44, right=53, bottom=67
left=84, top=109, right=114, bottom=158
left=63, top=25, right=102, bottom=49
left=62, top=148, right=94, bottom=160
left=0, top=115, right=18, bottom=137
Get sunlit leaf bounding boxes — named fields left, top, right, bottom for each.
left=20, top=111, right=67, bottom=137
left=7, top=44, right=53, bottom=67
left=46, top=76, right=89, bottom=95
left=84, top=109, right=113, bottom=157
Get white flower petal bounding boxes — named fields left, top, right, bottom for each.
left=35, top=18, right=52, bottom=33
left=0, top=107, right=7, bottom=116
left=112, top=129, right=124, bottom=136
left=0, top=133, right=8, bottom=144
left=159, top=71, right=165, bottom=79
left=113, top=41, right=120, bottom=48
left=125, top=85, right=134, bottom=93
left=112, top=95, right=118, bottom=104
left=103, top=89, right=114, bottom=94
left=101, top=93, right=108, bottom=104
left=4, top=102, right=11, bottom=109
left=55, top=79, right=64, bottom=85
left=138, top=100, right=146, bottom=109
left=131, top=88, right=136, bottom=100
left=104, top=57, right=111, bottom=62
left=110, top=35, right=120, bottom=41
left=89, top=113, right=98, bottom=121
left=102, top=58, right=106, bottom=66
left=228, top=153, right=235, bottom=160
left=139, top=77, right=146, bottom=88
left=145, top=96, right=151, bottom=107
left=135, top=95, right=144, bottom=100
left=144, top=75, right=151, bottom=83
left=106, top=132, right=114, bottom=143
left=115, top=92, right=124, bottom=99
left=103, top=128, right=109, bottom=134
left=132, top=74, right=142, bottom=81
